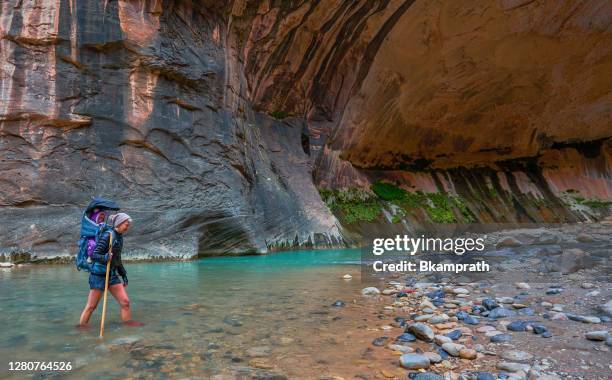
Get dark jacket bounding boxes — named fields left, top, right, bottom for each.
left=91, top=229, right=127, bottom=280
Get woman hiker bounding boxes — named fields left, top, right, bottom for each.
left=79, top=212, right=141, bottom=327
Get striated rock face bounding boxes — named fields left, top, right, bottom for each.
left=332, top=0, right=612, bottom=169
left=0, top=0, right=348, bottom=259
left=0, top=1, right=610, bottom=260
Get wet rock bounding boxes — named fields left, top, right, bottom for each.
left=361, top=287, right=381, bottom=296
left=517, top=308, right=535, bottom=316
left=409, top=372, right=443, bottom=380
left=434, top=335, right=452, bottom=345
left=407, top=323, right=434, bottom=342
left=463, top=315, right=480, bottom=325
left=490, top=334, right=513, bottom=343
left=550, top=312, right=568, bottom=321
left=585, top=331, right=608, bottom=341
left=427, top=289, right=445, bottom=300
left=459, top=348, right=477, bottom=360
left=497, top=297, right=515, bottom=304
left=551, top=304, right=564, bottom=312
left=415, top=314, right=435, bottom=322
left=394, top=316, right=408, bottom=326
left=496, top=362, right=531, bottom=373
left=399, top=353, right=430, bottom=370
left=576, top=233, right=594, bottom=242
left=531, top=324, right=548, bottom=335
left=566, top=314, right=601, bottom=324
left=423, top=351, right=442, bottom=364
left=452, top=288, right=470, bottom=295
left=441, top=342, right=464, bottom=357
left=342, top=274, right=352, bottom=280
left=501, top=350, right=534, bottom=363
left=556, top=248, right=594, bottom=274
left=223, top=315, right=243, bottom=327
left=606, top=337, right=612, bottom=347
left=445, top=330, right=462, bottom=341
left=476, top=325, right=497, bottom=333
left=507, top=321, right=530, bottom=331
left=546, top=288, right=562, bottom=295
left=396, top=333, right=417, bottom=343
left=482, top=299, right=499, bottom=311
left=472, top=305, right=486, bottom=314
left=473, top=372, right=496, bottom=380
left=497, top=237, right=522, bottom=248
left=515, top=283, right=530, bottom=290
left=388, top=344, right=414, bottom=353
left=600, top=300, right=612, bottom=317
left=488, top=308, right=517, bottom=319
left=372, top=336, right=389, bottom=346
left=428, top=314, right=449, bottom=324
left=455, top=311, right=469, bottom=320
left=332, top=300, right=345, bottom=307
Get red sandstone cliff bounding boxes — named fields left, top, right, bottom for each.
left=0, top=1, right=610, bottom=260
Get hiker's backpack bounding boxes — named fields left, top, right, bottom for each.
left=76, top=197, right=120, bottom=272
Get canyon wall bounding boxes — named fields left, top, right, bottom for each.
left=0, top=1, right=610, bottom=261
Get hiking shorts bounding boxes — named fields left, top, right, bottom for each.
left=89, top=273, right=122, bottom=290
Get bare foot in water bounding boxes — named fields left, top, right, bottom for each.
left=75, top=324, right=92, bottom=332
left=123, top=320, right=145, bottom=327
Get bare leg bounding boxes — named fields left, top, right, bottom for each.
left=109, top=283, right=132, bottom=322
left=79, top=289, right=103, bottom=325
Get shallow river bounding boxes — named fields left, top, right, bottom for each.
left=0, top=249, right=370, bottom=379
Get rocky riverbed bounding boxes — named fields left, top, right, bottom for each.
left=335, top=223, right=611, bottom=380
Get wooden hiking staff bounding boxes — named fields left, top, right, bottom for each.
left=99, top=232, right=113, bottom=338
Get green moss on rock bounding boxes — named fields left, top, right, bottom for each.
left=369, top=182, right=476, bottom=223
left=319, top=187, right=382, bottom=224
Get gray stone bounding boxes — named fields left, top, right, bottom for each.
left=496, top=236, right=522, bottom=248
left=496, top=362, right=531, bottom=373
left=490, top=333, right=512, bottom=343
left=501, top=350, right=534, bottom=363
left=361, top=287, right=380, bottom=296
left=422, top=351, right=442, bottom=364
left=585, top=331, right=608, bottom=341
left=600, top=299, right=612, bottom=318
left=488, top=307, right=517, bottom=319
left=399, top=353, right=430, bottom=369
left=441, top=342, right=464, bottom=357
left=576, top=233, right=594, bottom=242
left=387, top=344, right=414, bottom=353
left=434, top=335, right=452, bottom=345
left=428, top=314, right=449, bottom=324
left=411, top=373, right=443, bottom=380
left=407, top=323, right=435, bottom=342
left=556, top=248, right=595, bottom=274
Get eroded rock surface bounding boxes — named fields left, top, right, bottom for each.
left=0, top=1, right=610, bottom=260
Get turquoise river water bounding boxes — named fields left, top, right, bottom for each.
left=0, top=249, right=375, bottom=379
